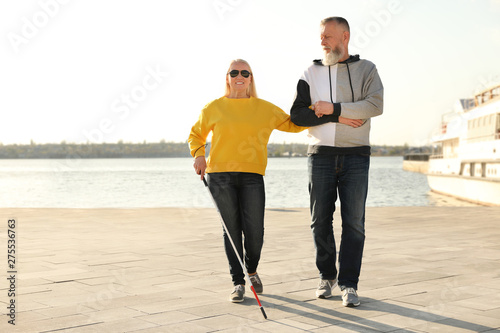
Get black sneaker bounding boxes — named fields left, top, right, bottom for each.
left=230, top=284, right=245, bottom=303
left=249, top=273, right=263, bottom=294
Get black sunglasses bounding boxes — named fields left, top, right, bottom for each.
left=228, top=70, right=252, bottom=78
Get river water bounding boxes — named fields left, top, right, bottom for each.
left=0, top=156, right=477, bottom=208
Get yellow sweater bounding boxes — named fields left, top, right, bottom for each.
left=188, top=97, right=306, bottom=175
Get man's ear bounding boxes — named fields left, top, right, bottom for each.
left=343, top=30, right=350, bottom=43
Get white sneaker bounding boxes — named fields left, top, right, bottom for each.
left=315, top=279, right=338, bottom=298
left=342, top=287, right=360, bottom=307
left=229, top=284, right=245, bottom=303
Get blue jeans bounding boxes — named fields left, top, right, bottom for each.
left=308, top=154, right=370, bottom=289
left=207, top=172, right=265, bottom=286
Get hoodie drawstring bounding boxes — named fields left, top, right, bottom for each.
left=328, top=65, right=334, bottom=104
left=329, top=59, right=356, bottom=105
left=345, top=62, right=355, bottom=103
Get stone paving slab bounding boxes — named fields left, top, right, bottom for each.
left=0, top=207, right=499, bottom=332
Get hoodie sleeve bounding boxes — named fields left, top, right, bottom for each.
left=290, top=79, right=339, bottom=126
left=337, top=65, right=383, bottom=120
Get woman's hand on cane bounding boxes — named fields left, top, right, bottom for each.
left=193, top=156, right=207, bottom=180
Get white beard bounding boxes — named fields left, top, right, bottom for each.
left=322, top=46, right=344, bottom=66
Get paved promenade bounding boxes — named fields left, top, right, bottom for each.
left=0, top=206, right=499, bottom=332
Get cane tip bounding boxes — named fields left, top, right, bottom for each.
left=260, top=307, right=267, bottom=319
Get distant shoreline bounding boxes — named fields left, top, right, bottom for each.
left=0, top=142, right=428, bottom=159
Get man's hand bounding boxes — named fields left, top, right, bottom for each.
left=311, top=101, right=334, bottom=118
left=339, top=116, right=364, bottom=128
left=310, top=102, right=364, bottom=127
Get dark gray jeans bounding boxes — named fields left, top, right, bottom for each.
left=207, top=172, right=265, bottom=286
left=308, top=154, right=370, bottom=289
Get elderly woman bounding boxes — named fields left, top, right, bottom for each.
left=188, top=59, right=306, bottom=302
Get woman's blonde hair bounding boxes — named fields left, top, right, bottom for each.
left=224, top=59, right=258, bottom=98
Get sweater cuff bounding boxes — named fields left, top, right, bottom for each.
left=333, top=103, right=341, bottom=117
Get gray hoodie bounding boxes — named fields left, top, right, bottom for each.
left=291, top=55, right=383, bottom=155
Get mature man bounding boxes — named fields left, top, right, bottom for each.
left=290, top=16, right=383, bottom=307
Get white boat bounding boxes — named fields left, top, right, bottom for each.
left=427, top=84, right=500, bottom=206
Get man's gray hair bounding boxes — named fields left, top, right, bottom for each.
left=321, top=17, right=350, bottom=32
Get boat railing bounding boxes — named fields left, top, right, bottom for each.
left=430, top=152, right=461, bottom=159
left=464, top=132, right=500, bottom=143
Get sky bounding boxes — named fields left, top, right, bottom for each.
left=1, top=0, right=500, bottom=147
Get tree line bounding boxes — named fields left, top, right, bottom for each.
left=0, top=141, right=426, bottom=159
